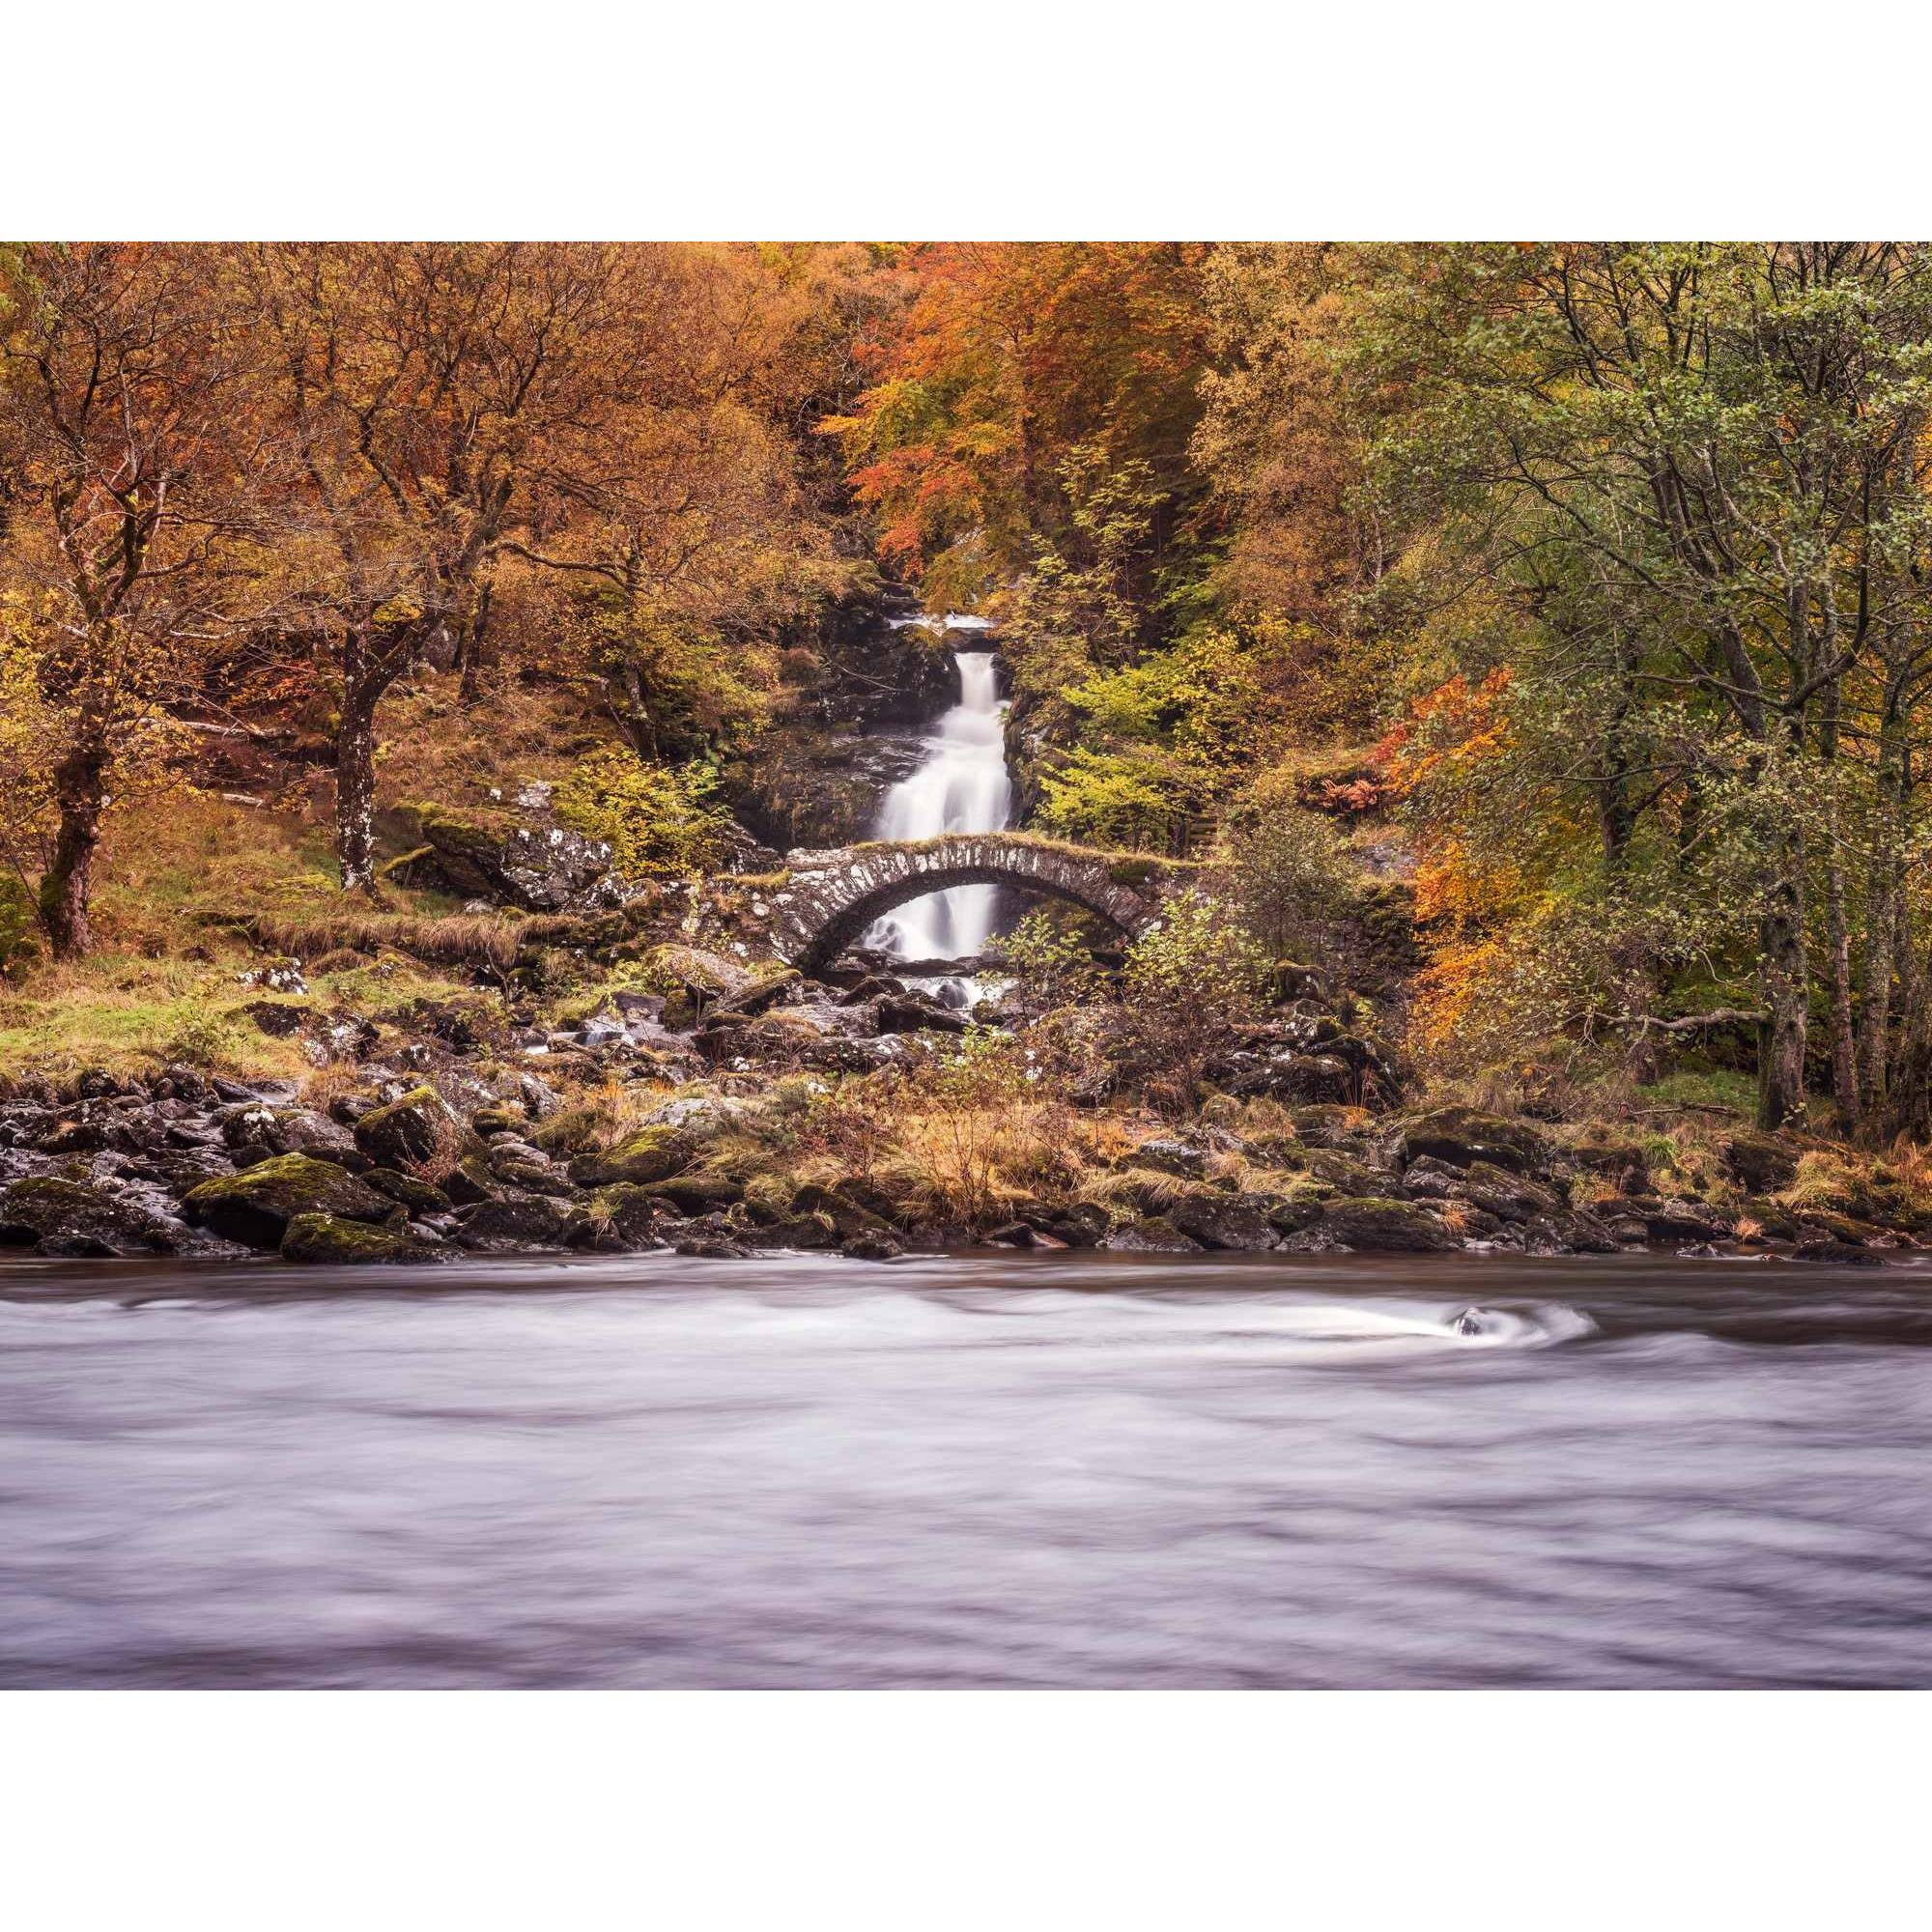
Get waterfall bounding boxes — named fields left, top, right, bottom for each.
left=864, top=648, right=1012, bottom=996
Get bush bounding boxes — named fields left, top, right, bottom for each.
left=1221, top=769, right=1356, bottom=956
left=1117, top=893, right=1268, bottom=1112
left=555, top=748, right=728, bottom=877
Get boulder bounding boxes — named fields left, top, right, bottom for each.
left=1166, top=1192, right=1278, bottom=1252
left=1722, top=1130, right=1801, bottom=1194
left=566, top=1184, right=676, bottom=1252
left=1318, top=1196, right=1458, bottom=1252
left=360, top=1169, right=454, bottom=1216
left=1127, top=1137, right=1209, bottom=1180
left=183, top=1155, right=394, bottom=1250
left=353, top=1085, right=466, bottom=1170
left=1100, top=1215, right=1204, bottom=1254
left=1401, top=1107, right=1548, bottom=1176
left=280, top=1213, right=443, bottom=1265
left=840, top=1228, right=904, bottom=1261
left=568, top=1123, right=697, bottom=1188
left=453, top=1195, right=573, bottom=1252
left=0, top=1177, right=182, bottom=1257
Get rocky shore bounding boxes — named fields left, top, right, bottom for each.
left=2, top=950, right=1918, bottom=1268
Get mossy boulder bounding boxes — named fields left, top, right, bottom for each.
left=281, top=1213, right=443, bottom=1265
left=1402, top=1107, right=1548, bottom=1177
left=184, top=1154, right=393, bottom=1250
left=1100, top=1215, right=1204, bottom=1254
left=568, top=1123, right=696, bottom=1188
left=0, top=1177, right=182, bottom=1257
left=1319, top=1196, right=1458, bottom=1252
left=1720, top=1130, right=1801, bottom=1194
left=352, top=1082, right=456, bottom=1167
left=566, top=1184, right=677, bottom=1252
left=1165, top=1191, right=1277, bottom=1252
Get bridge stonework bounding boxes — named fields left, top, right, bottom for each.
left=766, top=834, right=1162, bottom=971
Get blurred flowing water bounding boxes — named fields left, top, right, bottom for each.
left=863, top=648, right=1012, bottom=998
left=3, top=1249, right=1930, bottom=1688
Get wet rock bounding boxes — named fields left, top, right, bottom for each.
left=1458, top=1161, right=1559, bottom=1225
left=839, top=1228, right=903, bottom=1261
left=1318, top=1197, right=1457, bottom=1253
left=0, top=1177, right=183, bottom=1257
left=183, top=1154, right=394, bottom=1249
left=1791, top=1237, right=1886, bottom=1267
left=280, top=1212, right=443, bottom=1265
left=1037, top=1202, right=1110, bottom=1248
left=224, top=1104, right=366, bottom=1170
left=1641, top=1198, right=1731, bottom=1242
left=873, top=993, right=973, bottom=1036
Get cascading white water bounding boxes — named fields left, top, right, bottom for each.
left=863, top=648, right=1012, bottom=992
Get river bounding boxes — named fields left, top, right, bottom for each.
left=3, top=1249, right=1929, bottom=1687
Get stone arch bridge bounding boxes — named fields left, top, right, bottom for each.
left=766, top=834, right=1170, bottom=972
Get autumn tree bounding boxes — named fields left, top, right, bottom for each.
left=235, top=242, right=662, bottom=892
left=0, top=243, right=274, bottom=956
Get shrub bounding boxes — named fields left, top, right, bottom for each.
left=555, top=748, right=728, bottom=877
left=1116, top=893, right=1268, bottom=1112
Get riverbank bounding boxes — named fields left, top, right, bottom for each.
left=5, top=996, right=1928, bottom=1267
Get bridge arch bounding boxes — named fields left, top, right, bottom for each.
left=766, top=834, right=1161, bottom=972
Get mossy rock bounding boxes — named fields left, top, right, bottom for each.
left=1402, top=1106, right=1548, bottom=1177
left=0, top=1177, right=181, bottom=1257
left=1720, top=1130, right=1799, bottom=1194
left=568, top=1123, right=696, bottom=1188
left=469, top=1104, right=526, bottom=1135
left=360, top=1168, right=454, bottom=1216
left=565, top=1183, right=678, bottom=1252
left=184, top=1154, right=393, bottom=1250
left=1319, top=1196, right=1457, bottom=1252
left=353, top=1085, right=474, bottom=1170
left=281, top=1212, right=442, bottom=1265
left=641, top=1174, right=745, bottom=1213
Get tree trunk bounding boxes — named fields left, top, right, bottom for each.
left=39, top=735, right=109, bottom=960
left=1817, top=693, right=1860, bottom=1125
left=457, top=581, right=493, bottom=707
left=1755, top=828, right=1809, bottom=1131
left=335, top=673, right=381, bottom=895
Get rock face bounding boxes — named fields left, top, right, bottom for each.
left=767, top=834, right=1162, bottom=971
left=184, top=1155, right=394, bottom=1249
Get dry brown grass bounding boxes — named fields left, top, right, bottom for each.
left=242, top=909, right=530, bottom=973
